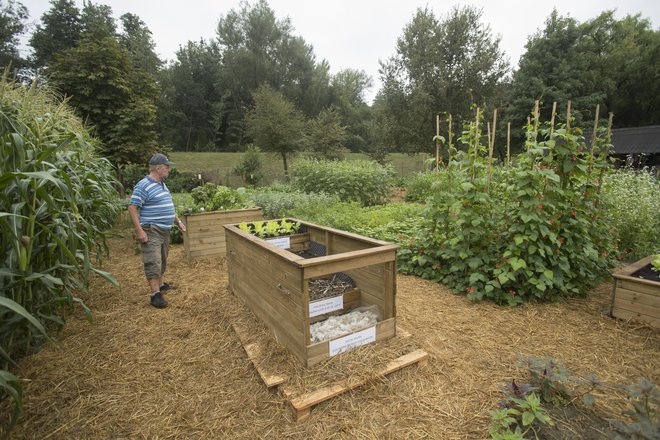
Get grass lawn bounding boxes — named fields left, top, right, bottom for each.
left=169, top=151, right=430, bottom=186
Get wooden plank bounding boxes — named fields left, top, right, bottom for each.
left=613, top=256, right=653, bottom=277
left=308, top=289, right=362, bottom=324
left=611, top=307, right=660, bottom=328
left=302, top=249, right=397, bottom=279
left=231, top=323, right=287, bottom=388
left=617, top=280, right=660, bottom=297
left=614, top=287, right=660, bottom=309
left=613, top=296, right=660, bottom=318
left=289, top=348, right=429, bottom=422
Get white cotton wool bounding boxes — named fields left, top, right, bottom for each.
left=310, top=308, right=379, bottom=343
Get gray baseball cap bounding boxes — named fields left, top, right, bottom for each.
left=149, top=153, right=175, bottom=166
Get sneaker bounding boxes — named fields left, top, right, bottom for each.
left=160, top=283, right=176, bottom=292
left=150, top=292, right=167, bottom=308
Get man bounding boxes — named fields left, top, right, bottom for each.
left=128, top=153, right=186, bottom=308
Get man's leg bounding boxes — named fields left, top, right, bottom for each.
left=141, top=226, right=167, bottom=308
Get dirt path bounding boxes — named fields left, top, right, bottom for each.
left=3, top=230, right=659, bottom=439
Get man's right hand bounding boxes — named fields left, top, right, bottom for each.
left=136, top=228, right=148, bottom=243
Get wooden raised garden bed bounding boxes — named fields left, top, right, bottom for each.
left=610, top=255, right=660, bottom=328
left=224, top=218, right=399, bottom=367
left=182, top=207, right=263, bottom=260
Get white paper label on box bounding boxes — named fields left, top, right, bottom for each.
left=266, top=236, right=290, bottom=249
left=309, top=296, right=344, bottom=318
left=329, top=326, right=376, bottom=356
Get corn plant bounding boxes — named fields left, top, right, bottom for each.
left=0, top=79, right=121, bottom=437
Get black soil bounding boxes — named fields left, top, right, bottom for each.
left=632, top=264, right=660, bottom=283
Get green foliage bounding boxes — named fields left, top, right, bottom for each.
left=600, top=168, right=660, bottom=260
left=652, top=255, right=660, bottom=272
left=166, top=168, right=199, bottom=193
left=238, top=219, right=300, bottom=239
left=232, top=145, right=264, bottom=186
left=399, top=110, right=617, bottom=304
left=0, top=0, right=28, bottom=72
left=245, top=85, right=306, bottom=179
left=607, top=378, right=660, bottom=440
left=490, top=393, right=553, bottom=439
left=185, top=183, right=251, bottom=213
left=404, top=171, right=449, bottom=202
left=305, top=106, right=348, bottom=160
left=0, top=78, right=121, bottom=435
left=291, top=158, right=396, bottom=206
left=379, top=5, right=508, bottom=154
left=244, top=186, right=339, bottom=219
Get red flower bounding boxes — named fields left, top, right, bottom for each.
left=549, top=218, right=555, bottom=224
left=537, top=204, right=543, bottom=209
left=467, top=287, right=475, bottom=294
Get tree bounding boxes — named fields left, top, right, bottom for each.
left=509, top=10, right=660, bottom=135
left=29, top=0, right=81, bottom=68
left=0, top=0, right=28, bottom=71
left=330, top=68, right=374, bottom=152
left=379, top=6, right=508, bottom=153
left=245, top=84, right=305, bottom=179
left=48, top=35, right=157, bottom=168
left=158, top=39, right=222, bottom=151
left=306, top=106, right=347, bottom=160
left=215, top=0, right=330, bottom=149
left=118, top=12, right=162, bottom=74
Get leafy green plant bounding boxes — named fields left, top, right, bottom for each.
left=0, top=78, right=121, bottom=436
left=238, top=219, right=300, bottom=239
left=607, top=378, right=659, bottom=439
left=490, top=392, right=554, bottom=439
left=650, top=255, right=660, bottom=272
left=245, top=186, right=339, bottom=219
left=399, top=108, right=617, bottom=304
left=186, top=183, right=252, bottom=213
left=600, top=168, right=660, bottom=261
left=291, top=158, right=396, bottom=206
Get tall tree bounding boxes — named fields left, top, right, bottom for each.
left=215, top=0, right=329, bottom=149
left=158, top=39, right=222, bottom=151
left=118, top=12, right=161, bottom=74
left=379, top=6, right=508, bottom=153
left=49, top=36, right=157, bottom=167
left=245, top=84, right=305, bottom=179
left=29, top=0, right=81, bottom=68
left=80, top=1, right=116, bottom=39
left=330, top=68, right=373, bottom=151
left=509, top=10, right=660, bottom=133
left=0, top=0, right=28, bottom=71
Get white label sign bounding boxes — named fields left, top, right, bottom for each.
left=309, top=296, right=344, bottom=318
left=329, top=326, right=376, bottom=356
left=266, top=236, right=290, bottom=249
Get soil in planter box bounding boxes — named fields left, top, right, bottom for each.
left=309, top=274, right=356, bottom=301
left=632, top=264, right=660, bottom=283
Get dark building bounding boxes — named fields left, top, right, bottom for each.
left=610, top=125, right=660, bottom=168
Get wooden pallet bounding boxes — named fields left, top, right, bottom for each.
left=288, top=348, right=428, bottom=422
left=231, top=323, right=427, bottom=422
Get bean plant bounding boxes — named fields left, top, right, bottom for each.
left=399, top=108, right=617, bottom=304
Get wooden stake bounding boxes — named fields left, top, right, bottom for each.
left=435, top=114, right=440, bottom=173
left=566, top=100, right=572, bottom=131
left=507, top=122, right=511, bottom=166
left=550, top=101, right=557, bottom=137
left=607, top=112, right=614, bottom=142
left=490, top=109, right=497, bottom=162
left=591, top=104, right=600, bottom=146
left=533, top=100, right=540, bottom=136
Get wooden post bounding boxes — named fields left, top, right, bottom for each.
left=435, top=114, right=440, bottom=172
left=566, top=100, right=572, bottom=131
left=607, top=112, right=614, bottom=142
left=507, top=122, right=511, bottom=166
left=590, top=104, right=600, bottom=159
left=550, top=101, right=557, bottom=137
left=472, top=107, right=480, bottom=182
left=447, top=114, right=453, bottom=193
left=533, top=100, right=540, bottom=138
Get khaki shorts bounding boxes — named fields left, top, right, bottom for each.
left=141, top=225, right=170, bottom=280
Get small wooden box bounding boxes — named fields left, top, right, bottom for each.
left=611, top=255, right=660, bottom=328
left=224, top=218, right=399, bottom=367
left=182, top=207, right=263, bottom=260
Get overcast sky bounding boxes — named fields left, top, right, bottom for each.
left=18, top=0, right=660, bottom=102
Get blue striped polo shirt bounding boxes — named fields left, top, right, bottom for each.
left=129, top=176, right=175, bottom=229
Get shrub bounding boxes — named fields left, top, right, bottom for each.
left=245, top=187, right=339, bottom=219
left=185, top=183, right=251, bottom=213
left=231, top=145, right=264, bottom=186
left=291, top=158, right=396, bottom=206
left=600, top=168, right=660, bottom=260
left=405, top=172, right=447, bottom=202
left=166, top=168, right=200, bottom=193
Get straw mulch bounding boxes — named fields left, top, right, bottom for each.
left=2, top=228, right=658, bottom=439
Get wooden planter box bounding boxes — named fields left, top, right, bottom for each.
left=611, top=255, right=660, bottom=328
left=182, top=207, right=263, bottom=260
left=224, top=218, right=399, bottom=367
